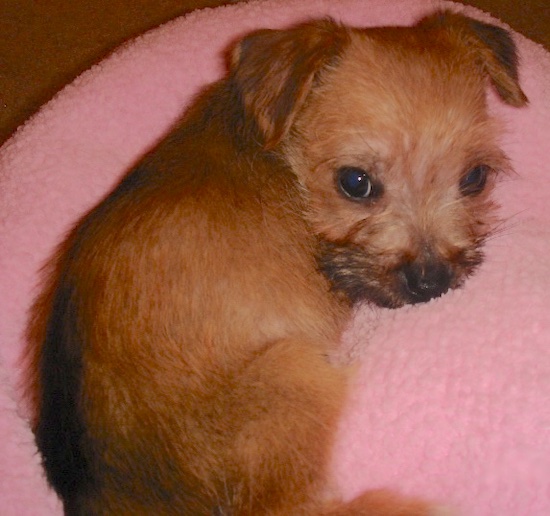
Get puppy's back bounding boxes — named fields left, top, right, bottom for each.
left=27, top=81, right=345, bottom=513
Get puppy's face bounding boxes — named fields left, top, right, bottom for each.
left=286, top=29, right=509, bottom=307
left=232, top=13, right=527, bottom=307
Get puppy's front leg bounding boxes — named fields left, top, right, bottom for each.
left=205, top=339, right=433, bottom=516
left=205, top=338, right=347, bottom=514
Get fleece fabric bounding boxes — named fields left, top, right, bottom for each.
left=0, top=0, right=548, bottom=514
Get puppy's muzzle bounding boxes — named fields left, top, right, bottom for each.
left=400, top=259, right=452, bottom=304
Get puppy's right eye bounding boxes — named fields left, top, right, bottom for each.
left=336, top=166, right=374, bottom=200
left=459, top=165, right=490, bottom=196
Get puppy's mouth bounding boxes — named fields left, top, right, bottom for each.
left=317, top=239, right=483, bottom=308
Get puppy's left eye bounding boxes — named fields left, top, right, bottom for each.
left=337, top=166, right=374, bottom=200
left=460, top=165, right=490, bottom=195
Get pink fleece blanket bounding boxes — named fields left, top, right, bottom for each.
left=1, top=0, right=549, bottom=514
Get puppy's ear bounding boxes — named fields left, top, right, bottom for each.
left=230, top=20, right=350, bottom=149
left=420, top=11, right=528, bottom=107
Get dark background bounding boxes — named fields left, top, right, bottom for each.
left=0, top=0, right=547, bottom=145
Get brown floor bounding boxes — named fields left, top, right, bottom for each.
left=0, top=0, right=548, bottom=146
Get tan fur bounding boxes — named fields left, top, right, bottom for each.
left=285, top=19, right=516, bottom=307
left=26, top=11, right=526, bottom=516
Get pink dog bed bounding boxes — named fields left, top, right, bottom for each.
left=1, top=0, right=549, bottom=514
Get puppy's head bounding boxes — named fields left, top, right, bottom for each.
left=230, top=12, right=527, bottom=307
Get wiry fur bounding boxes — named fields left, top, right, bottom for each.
left=26, top=11, right=526, bottom=515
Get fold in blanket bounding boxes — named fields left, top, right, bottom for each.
left=0, top=0, right=549, bottom=514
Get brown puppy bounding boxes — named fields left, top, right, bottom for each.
left=26, top=11, right=527, bottom=515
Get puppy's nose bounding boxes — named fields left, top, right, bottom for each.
left=401, top=260, right=451, bottom=303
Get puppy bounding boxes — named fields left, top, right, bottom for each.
left=26, top=11, right=527, bottom=515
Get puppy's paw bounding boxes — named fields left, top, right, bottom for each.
left=324, top=489, right=455, bottom=516
left=428, top=506, right=458, bottom=516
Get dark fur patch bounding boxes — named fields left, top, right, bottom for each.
left=466, top=18, right=521, bottom=82
left=316, top=239, right=400, bottom=307
left=317, top=239, right=485, bottom=308
left=35, top=279, right=96, bottom=507
left=420, top=11, right=528, bottom=106
left=110, top=164, right=152, bottom=198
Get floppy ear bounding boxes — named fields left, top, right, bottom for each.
left=230, top=20, right=350, bottom=149
left=420, top=11, right=528, bottom=107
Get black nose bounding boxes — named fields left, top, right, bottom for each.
left=401, top=260, right=452, bottom=303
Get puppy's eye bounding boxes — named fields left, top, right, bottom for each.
left=460, top=165, right=490, bottom=195
left=337, top=166, right=374, bottom=200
